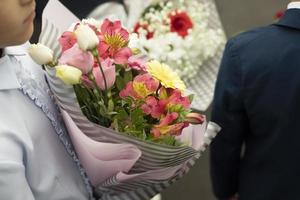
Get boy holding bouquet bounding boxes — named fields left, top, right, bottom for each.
left=0, top=0, right=93, bottom=199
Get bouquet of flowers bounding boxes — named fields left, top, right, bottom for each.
left=131, top=0, right=226, bottom=110
left=29, top=17, right=220, bottom=200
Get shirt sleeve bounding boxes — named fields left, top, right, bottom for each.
left=210, top=38, right=249, bottom=199
left=0, top=129, right=35, bottom=200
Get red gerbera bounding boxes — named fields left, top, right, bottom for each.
left=169, top=11, right=193, bottom=38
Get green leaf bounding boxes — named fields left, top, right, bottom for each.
left=188, top=94, right=194, bottom=103
left=108, top=99, right=114, bottom=112
left=116, top=76, right=125, bottom=91
left=124, top=70, right=133, bottom=83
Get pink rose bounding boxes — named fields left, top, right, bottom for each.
left=59, top=45, right=94, bottom=74
left=93, top=58, right=116, bottom=90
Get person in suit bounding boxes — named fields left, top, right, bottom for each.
left=210, top=1, right=300, bottom=200
left=0, top=0, right=93, bottom=199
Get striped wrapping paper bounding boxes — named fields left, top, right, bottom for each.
left=39, top=2, right=221, bottom=199
left=40, top=1, right=220, bottom=197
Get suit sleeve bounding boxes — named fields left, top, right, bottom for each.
left=0, top=129, right=35, bottom=200
left=210, top=38, right=249, bottom=199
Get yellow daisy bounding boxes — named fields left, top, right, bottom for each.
left=147, top=60, right=186, bottom=91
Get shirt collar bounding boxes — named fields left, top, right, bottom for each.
left=288, top=2, right=300, bottom=9
left=275, top=8, right=300, bottom=30
left=0, top=43, right=29, bottom=91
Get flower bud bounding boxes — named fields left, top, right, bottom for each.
left=74, top=24, right=99, bottom=51
left=28, top=43, right=53, bottom=65
left=55, top=65, right=82, bottom=85
left=185, top=113, right=205, bottom=124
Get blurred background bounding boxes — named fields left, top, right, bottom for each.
left=31, top=0, right=289, bottom=199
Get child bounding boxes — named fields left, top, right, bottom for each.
left=0, top=0, right=93, bottom=199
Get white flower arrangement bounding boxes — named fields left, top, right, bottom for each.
left=130, top=0, right=225, bottom=81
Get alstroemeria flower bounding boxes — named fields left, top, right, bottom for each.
left=128, top=55, right=148, bottom=72
left=132, top=73, right=159, bottom=98
left=141, top=96, right=165, bottom=119
left=93, top=58, right=116, bottom=90
left=185, top=113, right=205, bottom=124
left=166, top=89, right=191, bottom=109
left=59, top=45, right=94, bottom=74
left=120, top=73, right=159, bottom=100
left=151, top=112, right=189, bottom=138
left=98, top=19, right=132, bottom=64
left=59, top=31, right=77, bottom=52
left=119, top=81, right=139, bottom=99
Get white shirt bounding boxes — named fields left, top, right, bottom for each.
left=0, top=43, right=91, bottom=200
left=287, top=2, right=300, bottom=9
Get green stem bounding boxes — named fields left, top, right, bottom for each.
left=88, top=72, right=103, bottom=101
left=92, top=49, right=108, bottom=92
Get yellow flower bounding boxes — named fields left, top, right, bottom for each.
left=147, top=60, right=186, bottom=91
left=55, top=65, right=82, bottom=85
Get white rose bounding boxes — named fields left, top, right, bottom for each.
left=28, top=43, right=53, bottom=65
left=55, top=65, right=82, bottom=85
left=74, top=24, right=99, bottom=51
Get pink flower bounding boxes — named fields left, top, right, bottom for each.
left=120, top=73, right=159, bottom=99
left=113, top=47, right=132, bottom=65
left=158, top=112, right=178, bottom=127
left=97, top=19, right=132, bottom=64
left=119, top=82, right=139, bottom=99
left=93, top=58, right=116, bottom=90
left=167, top=89, right=191, bottom=109
left=128, top=55, right=148, bottom=72
left=81, top=75, right=93, bottom=88
left=151, top=113, right=189, bottom=138
left=185, top=113, right=205, bottom=124
left=59, top=45, right=94, bottom=74
left=141, top=96, right=165, bottom=119
left=100, top=19, right=129, bottom=40
left=59, top=31, right=77, bottom=52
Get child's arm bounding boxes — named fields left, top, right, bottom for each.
left=0, top=130, right=35, bottom=199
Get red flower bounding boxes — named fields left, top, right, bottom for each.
left=275, top=10, right=285, bottom=20
left=169, top=11, right=193, bottom=38
left=134, top=23, right=154, bottom=39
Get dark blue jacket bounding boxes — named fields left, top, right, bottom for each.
left=210, top=9, right=300, bottom=200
